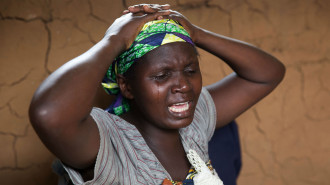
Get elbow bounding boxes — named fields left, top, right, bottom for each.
left=273, top=60, right=286, bottom=85
left=29, top=100, right=61, bottom=134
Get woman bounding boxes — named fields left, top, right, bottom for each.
left=29, top=4, right=285, bottom=185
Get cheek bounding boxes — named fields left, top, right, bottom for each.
left=192, top=73, right=203, bottom=92
left=135, top=81, right=168, bottom=107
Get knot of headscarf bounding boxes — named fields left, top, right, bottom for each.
left=102, top=19, right=194, bottom=115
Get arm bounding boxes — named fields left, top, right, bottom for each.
left=198, top=30, right=285, bottom=128
left=123, top=6, right=285, bottom=129
left=29, top=11, right=170, bottom=174
left=167, top=11, right=286, bottom=128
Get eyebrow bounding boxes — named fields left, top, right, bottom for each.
left=151, top=59, right=199, bottom=73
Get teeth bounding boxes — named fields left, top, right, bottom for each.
left=169, top=102, right=189, bottom=113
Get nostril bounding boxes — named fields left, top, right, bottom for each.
left=171, top=76, right=191, bottom=93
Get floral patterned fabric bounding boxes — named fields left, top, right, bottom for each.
left=161, top=161, right=214, bottom=185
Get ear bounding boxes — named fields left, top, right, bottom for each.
left=116, top=74, right=134, bottom=99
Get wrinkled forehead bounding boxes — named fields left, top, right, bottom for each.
left=141, top=42, right=199, bottom=62
left=125, top=42, right=199, bottom=76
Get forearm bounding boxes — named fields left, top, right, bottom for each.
left=195, top=28, right=285, bottom=84
left=30, top=38, right=120, bottom=125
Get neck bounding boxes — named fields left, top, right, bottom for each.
left=140, top=126, right=181, bottom=150
left=120, top=111, right=182, bottom=150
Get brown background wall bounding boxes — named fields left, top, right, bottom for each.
left=1, top=0, right=329, bottom=184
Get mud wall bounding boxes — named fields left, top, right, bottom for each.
left=0, top=0, right=329, bottom=184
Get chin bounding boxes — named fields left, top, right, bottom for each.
left=163, top=116, right=195, bottom=130
left=165, top=103, right=197, bottom=129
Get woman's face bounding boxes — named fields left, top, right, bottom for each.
left=126, top=42, right=202, bottom=130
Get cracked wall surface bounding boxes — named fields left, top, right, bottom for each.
left=0, top=0, right=329, bottom=184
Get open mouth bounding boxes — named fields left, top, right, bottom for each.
left=168, top=101, right=190, bottom=113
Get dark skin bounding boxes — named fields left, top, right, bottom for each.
left=119, top=42, right=202, bottom=180
left=29, top=4, right=285, bottom=182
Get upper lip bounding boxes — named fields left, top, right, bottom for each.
left=168, top=94, right=194, bottom=106
left=170, top=101, right=189, bottom=106
left=168, top=99, right=192, bottom=106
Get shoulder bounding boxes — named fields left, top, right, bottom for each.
left=194, top=87, right=217, bottom=129
left=184, top=87, right=217, bottom=143
left=196, top=87, right=216, bottom=115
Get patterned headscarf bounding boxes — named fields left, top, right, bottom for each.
left=102, top=19, right=194, bottom=115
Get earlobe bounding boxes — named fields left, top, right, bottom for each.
left=116, top=74, right=134, bottom=99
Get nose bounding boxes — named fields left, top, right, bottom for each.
left=171, top=73, right=191, bottom=94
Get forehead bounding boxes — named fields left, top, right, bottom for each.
left=124, top=42, right=199, bottom=79
left=139, top=42, right=198, bottom=68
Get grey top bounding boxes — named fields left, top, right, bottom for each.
left=62, top=87, right=217, bottom=185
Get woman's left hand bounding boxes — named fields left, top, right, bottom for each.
left=123, top=4, right=202, bottom=43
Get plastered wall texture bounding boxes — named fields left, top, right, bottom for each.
left=0, top=0, right=329, bottom=184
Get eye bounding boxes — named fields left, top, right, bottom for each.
left=184, top=67, right=198, bottom=75
left=152, top=72, right=170, bottom=81
left=186, top=69, right=196, bottom=74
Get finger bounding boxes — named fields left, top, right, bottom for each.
left=156, top=15, right=163, bottom=20
left=157, top=15, right=169, bottom=20
left=143, top=10, right=171, bottom=22
left=131, top=10, right=171, bottom=18
left=160, top=11, right=184, bottom=24
left=123, top=10, right=129, bottom=14
left=132, top=12, right=145, bottom=16
left=143, top=4, right=162, bottom=13
left=144, top=4, right=170, bottom=12
left=127, top=4, right=146, bottom=13
left=155, top=11, right=173, bottom=20
left=127, top=4, right=169, bottom=13
left=160, top=4, right=170, bottom=10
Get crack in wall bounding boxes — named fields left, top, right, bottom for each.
left=1, top=0, right=330, bottom=184
left=0, top=120, right=29, bottom=137
left=122, top=0, right=128, bottom=8
left=173, top=0, right=234, bottom=35
left=87, top=0, right=108, bottom=24
left=252, top=107, right=268, bottom=138
left=0, top=3, right=54, bottom=75
left=0, top=15, right=45, bottom=22
left=242, top=0, right=275, bottom=35
left=253, top=108, right=281, bottom=181
left=0, top=70, right=33, bottom=88
left=204, top=2, right=233, bottom=35
left=72, top=21, right=97, bottom=44
left=176, top=0, right=208, bottom=9
left=241, top=137, right=268, bottom=177
left=285, top=58, right=330, bottom=68
left=43, top=21, right=52, bottom=74
left=296, top=66, right=306, bottom=104
left=43, top=0, right=54, bottom=74
left=0, top=123, right=30, bottom=170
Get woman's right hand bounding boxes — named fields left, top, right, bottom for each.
left=104, top=10, right=171, bottom=52
left=123, top=4, right=171, bottom=15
